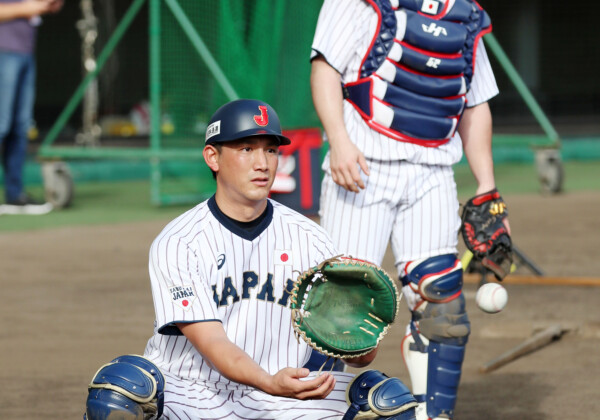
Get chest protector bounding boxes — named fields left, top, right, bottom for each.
left=343, top=0, right=491, bottom=147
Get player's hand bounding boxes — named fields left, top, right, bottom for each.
left=503, top=217, right=512, bottom=235
left=329, top=139, right=369, bottom=193
left=266, top=367, right=336, bottom=400
left=47, top=0, right=64, bottom=14
left=474, top=186, right=512, bottom=235
left=343, top=347, right=378, bottom=368
left=23, top=0, right=61, bottom=16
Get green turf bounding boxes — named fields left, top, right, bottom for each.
left=455, top=160, right=600, bottom=197
left=1, top=161, right=598, bottom=232
left=0, top=181, right=197, bottom=232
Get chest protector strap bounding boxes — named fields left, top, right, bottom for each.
left=343, top=0, right=491, bottom=147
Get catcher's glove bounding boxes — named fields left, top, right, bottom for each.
left=290, top=256, right=399, bottom=360
left=461, top=188, right=513, bottom=280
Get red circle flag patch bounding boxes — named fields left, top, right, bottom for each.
left=275, top=249, right=293, bottom=265
left=169, top=284, right=197, bottom=311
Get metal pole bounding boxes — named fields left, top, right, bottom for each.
left=265, top=1, right=285, bottom=100
left=484, top=33, right=561, bottom=146
left=149, top=0, right=161, bottom=205
left=39, top=0, right=148, bottom=152
left=164, top=0, right=239, bottom=101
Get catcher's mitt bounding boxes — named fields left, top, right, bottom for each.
left=290, top=256, right=400, bottom=359
left=461, top=188, right=513, bottom=280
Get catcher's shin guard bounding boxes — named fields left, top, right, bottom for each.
left=343, top=370, right=418, bottom=419
left=401, top=255, right=470, bottom=419
left=84, top=354, right=164, bottom=420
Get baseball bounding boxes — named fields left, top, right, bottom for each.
left=476, top=283, right=508, bottom=313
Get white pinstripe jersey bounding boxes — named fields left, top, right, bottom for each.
left=311, top=0, right=499, bottom=165
left=143, top=197, right=339, bottom=391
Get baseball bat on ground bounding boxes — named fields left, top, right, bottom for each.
left=479, top=324, right=568, bottom=373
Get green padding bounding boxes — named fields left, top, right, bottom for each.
left=15, top=159, right=212, bottom=186
left=7, top=138, right=600, bottom=189
left=456, top=137, right=600, bottom=165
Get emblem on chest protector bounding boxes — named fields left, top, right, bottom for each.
left=169, top=284, right=197, bottom=311
left=421, top=0, right=442, bottom=14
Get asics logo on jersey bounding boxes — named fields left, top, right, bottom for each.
left=426, top=57, right=442, bottom=68
left=421, top=23, right=448, bottom=37
left=217, top=254, right=226, bottom=270
left=211, top=273, right=295, bottom=309
left=253, top=106, right=269, bottom=126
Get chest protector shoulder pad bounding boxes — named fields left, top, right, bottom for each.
left=344, top=0, right=491, bottom=147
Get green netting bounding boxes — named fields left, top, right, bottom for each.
left=155, top=0, right=323, bottom=202
left=160, top=0, right=322, bottom=139
left=35, top=0, right=580, bottom=205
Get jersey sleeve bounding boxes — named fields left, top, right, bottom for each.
left=148, top=233, right=221, bottom=335
left=466, top=39, right=499, bottom=107
left=310, top=0, right=362, bottom=73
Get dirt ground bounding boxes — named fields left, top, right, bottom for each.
left=1, top=190, right=599, bottom=419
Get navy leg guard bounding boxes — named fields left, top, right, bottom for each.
left=344, top=370, right=418, bottom=419
left=425, top=342, right=466, bottom=419
left=402, top=254, right=470, bottom=419
left=303, top=350, right=345, bottom=372
left=84, top=354, right=164, bottom=420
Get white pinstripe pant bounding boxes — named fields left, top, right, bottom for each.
left=160, top=371, right=354, bottom=419
left=319, top=158, right=461, bottom=274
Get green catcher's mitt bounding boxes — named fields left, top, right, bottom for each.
left=290, top=256, right=400, bottom=359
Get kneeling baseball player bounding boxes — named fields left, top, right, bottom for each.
left=83, top=99, right=417, bottom=420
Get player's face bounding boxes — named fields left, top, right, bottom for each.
left=213, top=136, right=280, bottom=206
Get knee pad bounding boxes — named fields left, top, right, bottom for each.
left=402, top=254, right=463, bottom=303
left=402, top=296, right=470, bottom=420
left=84, top=354, right=165, bottom=420
left=343, top=370, right=417, bottom=419
left=415, top=294, right=470, bottom=345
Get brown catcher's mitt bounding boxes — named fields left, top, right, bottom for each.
left=461, top=188, right=513, bottom=280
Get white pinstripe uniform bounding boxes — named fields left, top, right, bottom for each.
left=312, top=0, right=499, bottom=273
left=143, top=196, right=354, bottom=419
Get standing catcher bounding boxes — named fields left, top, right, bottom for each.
left=310, top=0, right=512, bottom=419
left=83, top=99, right=418, bottom=420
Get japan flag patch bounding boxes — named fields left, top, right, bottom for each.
left=275, top=249, right=293, bottom=265
left=169, top=284, right=197, bottom=311
left=421, top=0, right=441, bottom=14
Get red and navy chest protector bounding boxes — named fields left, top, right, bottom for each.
left=343, top=0, right=491, bottom=147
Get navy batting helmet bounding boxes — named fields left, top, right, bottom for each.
left=205, top=99, right=291, bottom=146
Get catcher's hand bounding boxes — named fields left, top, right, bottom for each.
left=290, top=256, right=399, bottom=361
left=461, top=188, right=513, bottom=280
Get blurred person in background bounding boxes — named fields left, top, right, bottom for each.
left=0, top=0, right=62, bottom=215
